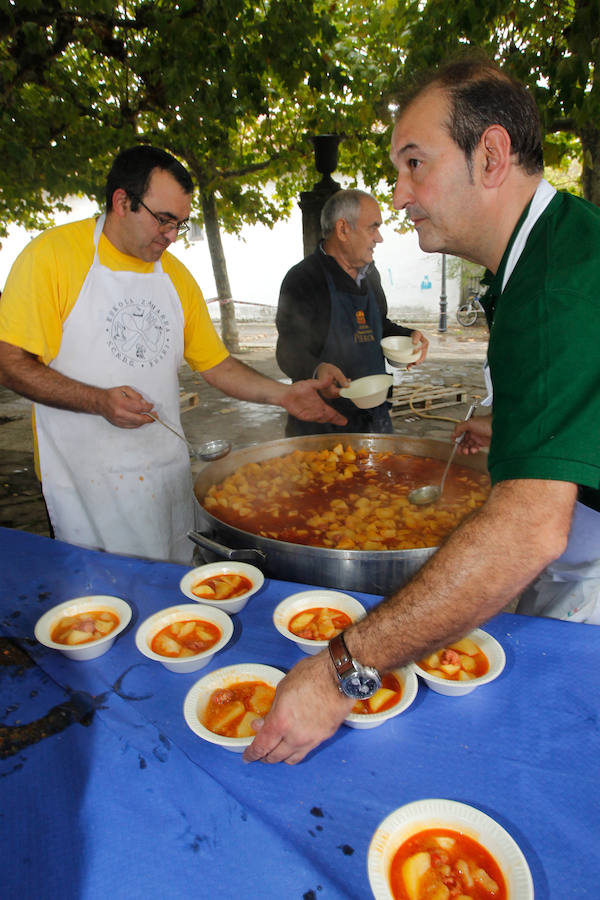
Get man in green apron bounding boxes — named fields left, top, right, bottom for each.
left=276, top=189, right=428, bottom=435
left=244, top=58, right=600, bottom=766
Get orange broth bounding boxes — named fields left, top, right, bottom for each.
left=352, top=672, right=403, bottom=715
left=203, top=446, right=489, bottom=551
left=390, top=828, right=507, bottom=900
left=203, top=680, right=276, bottom=738
left=288, top=606, right=352, bottom=641
left=51, top=610, right=119, bottom=646
left=151, top=619, right=221, bottom=658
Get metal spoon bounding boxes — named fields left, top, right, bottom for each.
left=408, top=404, right=476, bottom=506
left=147, top=413, right=231, bottom=462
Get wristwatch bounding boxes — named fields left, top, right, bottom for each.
left=328, top=632, right=381, bottom=699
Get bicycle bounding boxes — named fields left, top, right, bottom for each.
left=456, top=292, right=485, bottom=326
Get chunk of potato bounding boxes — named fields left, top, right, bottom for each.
left=433, top=837, right=456, bottom=850
left=368, top=688, right=398, bottom=713
left=401, top=852, right=431, bottom=900
left=154, top=633, right=181, bottom=656
left=248, top=684, right=275, bottom=717
left=473, top=867, right=499, bottom=893
left=449, top=637, right=480, bottom=656
left=210, top=700, right=245, bottom=733
left=439, top=663, right=461, bottom=676
left=236, top=710, right=260, bottom=738
left=455, top=858, right=474, bottom=887
left=66, top=628, right=94, bottom=645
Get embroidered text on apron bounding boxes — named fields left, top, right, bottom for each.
left=35, top=215, right=195, bottom=563
left=287, top=265, right=392, bottom=435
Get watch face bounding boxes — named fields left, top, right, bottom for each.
left=340, top=669, right=381, bottom=699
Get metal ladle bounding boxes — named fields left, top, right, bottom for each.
left=408, top=404, right=476, bottom=506
left=147, top=413, right=232, bottom=462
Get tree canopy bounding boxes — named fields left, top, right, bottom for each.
left=1, top=0, right=598, bottom=343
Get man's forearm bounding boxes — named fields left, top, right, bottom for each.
left=202, top=356, right=288, bottom=405
left=0, top=340, right=154, bottom=427
left=345, top=478, right=576, bottom=672
left=0, top=341, right=104, bottom=413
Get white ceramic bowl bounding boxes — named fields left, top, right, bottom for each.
left=343, top=666, right=418, bottom=729
left=135, top=603, right=234, bottom=673
left=273, top=589, right=367, bottom=655
left=34, top=595, right=132, bottom=661
left=339, top=374, right=393, bottom=409
left=368, top=798, right=533, bottom=900
left=412, top=628, right=506, bottom=696
left=381, top=335, right=421, bottom=366
left=179, top=562, right=264, bottom=614
left=183, top=663, right=285, bottom=752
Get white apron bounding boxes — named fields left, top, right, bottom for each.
left=35, top=215, right=195, bottom=563
left=485, top=181, right=600, bottom=622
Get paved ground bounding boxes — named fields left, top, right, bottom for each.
left=0, top=319, right=489, bottom=538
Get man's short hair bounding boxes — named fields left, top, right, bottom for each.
left=105, top=146, right=194, bottom=211
left=401, top=57, right=544, bottom=177
left=320, top=189, right=377, bottom=239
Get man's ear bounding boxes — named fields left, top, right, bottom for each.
left=110, top=188, right=130, bottom=218
left=335, top=217, right=351, bottom=243
left=478, top=125, right=512, bottom=187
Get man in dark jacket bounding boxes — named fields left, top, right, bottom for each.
left=276, top=189, right=428, bottom=435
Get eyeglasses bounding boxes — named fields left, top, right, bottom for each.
left=130, top=194, right=189, bottom=237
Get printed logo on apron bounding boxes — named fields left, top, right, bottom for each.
left=106, top=298, right=172, bottom=367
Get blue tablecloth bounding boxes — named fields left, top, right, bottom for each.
left=0, top=526, right=598, bottom=899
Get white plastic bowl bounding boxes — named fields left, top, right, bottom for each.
left=273, top=589, right=367, bottom=655
left=183, top=662, right=285, bottom=752
left=381, top=335, right=421, bottom=366
left=135, top=603, right=234, bottom=673
left=179, top=562, right=264, bottom=614
left=368, top=798, right=533, bottom=900
left=343, top=666, right=418, bottom=729
left=339, top=374, right=393, bottom=409
left=412, top=628, right=506, bottom=696
left=34, top=595, right=132, bottom=661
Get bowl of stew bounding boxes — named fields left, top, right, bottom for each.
left=412, top=628, right=506, bottom=696
left=34, top=595, right=132, bottom=661
left=368, top=798, right=533, bottom=900
left=135, top=603, right=234, bottom=673
left=179, top=562, right=264, bottom=614
left=272, top=589, right=367, bottom=655
left=183, top=662, right=285, bottom=752
left=343, top=666, right=418, bottom=729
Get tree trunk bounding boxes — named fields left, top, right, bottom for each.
left=580, top=122, right=600, bottom=207
left=200, top=189, right=240, bottom=352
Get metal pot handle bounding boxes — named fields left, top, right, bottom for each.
left=186, top=530, right=266, bottom=565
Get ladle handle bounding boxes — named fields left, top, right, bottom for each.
left=147, top=412, right=194, bottom=454
left=439, top=403, right=477, bottom=495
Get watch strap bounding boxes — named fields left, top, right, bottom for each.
left=329, top=632, right=355, bottom=682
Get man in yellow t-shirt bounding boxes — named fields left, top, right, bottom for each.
left=0, top=146, right=345, bottom=563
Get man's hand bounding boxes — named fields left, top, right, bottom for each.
left=280, top=376, right=347, bottom=426
left=407, top=329, right=429, bottom=367
left=243, top=651, right=354, bottom=765
left=453, top=414, right=492, bottom=454
left=314, top=362, right=350, bottom=399
left=97, top=386, right=155, bottom=428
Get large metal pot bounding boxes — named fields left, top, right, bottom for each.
left=191, top=434, right=489, bottom=596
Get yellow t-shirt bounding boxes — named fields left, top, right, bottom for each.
left=0, top=217, right=228, bottom=371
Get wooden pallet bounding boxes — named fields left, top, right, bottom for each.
left=390, top=384, right=467, bottom=417
left=179, top=390, right=199, bottom=413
